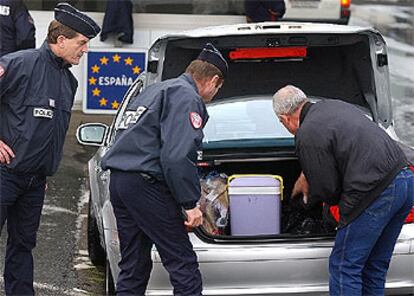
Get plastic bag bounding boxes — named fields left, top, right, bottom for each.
left=199, top=171, right=229, bottom=235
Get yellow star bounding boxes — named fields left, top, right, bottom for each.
left=92, top=87, right=101, bottom=97
left=91, top=64, right=100, bottom=73
left=132, top=66, right=141, bottom=74
left=124, top=57, right=133, bottom=66
left=111, top=100, right=120, bottom=110
left=113, top=54, right=121, bottom=63
left=100, top=56, right=109, bottom=65
left=99, top=97, right=108, bottom=106
left=88, top=76, right=97, bottom=85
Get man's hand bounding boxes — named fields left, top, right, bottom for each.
left=183, top=206, right=203, bottom=228
left=292, top=172, right=309, bottom=204
left=0, top=140, right=15, bottom=164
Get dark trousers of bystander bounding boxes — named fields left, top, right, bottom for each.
left=0, top=166, right=46, bottom=296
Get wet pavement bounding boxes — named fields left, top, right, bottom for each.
left=351, top=1, right=414, bottom=147
left=0, top=2, right=413, bottom=296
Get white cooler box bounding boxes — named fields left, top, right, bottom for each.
left=228, top=175, right=283, bottom=236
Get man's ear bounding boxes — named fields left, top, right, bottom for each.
left=56, top=35, right=66, bottom=48
left=212, top=74, right=223, bottom=88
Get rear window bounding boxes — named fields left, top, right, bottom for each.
left=203, top=96, right=292, bottom=143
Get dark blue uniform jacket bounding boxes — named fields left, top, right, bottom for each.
left=0, top=0, right=35, bottom=57
left=101, top=74, right=208, bottom=208
left=0, top=42, right=78, bottom=176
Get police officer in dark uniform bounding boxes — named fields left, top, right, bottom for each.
left=101, top=43, right=228, bottom=296
left=0, top=0, right=36, bottom=57
left=0, top=3, right=100, bottom=295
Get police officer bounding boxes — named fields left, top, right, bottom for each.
left=0, top=3, right=100, bottom=295
left=101, top=43, right=228, bottom=296
left=0, top=0, right=36, bottom=57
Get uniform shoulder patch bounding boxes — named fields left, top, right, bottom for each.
left=0, top=65, right=5, bottom=78
left=189, top=112, right=203, bottom=129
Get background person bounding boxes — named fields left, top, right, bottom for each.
left=245, top=0, right=286, bottom=22
left=272, top=85, right=414, bottom=295
left=0, top=0, right=36, bottom=57
left=0, top=3, right=100, bottom=295
left=100, top=43, right=228, bottom=296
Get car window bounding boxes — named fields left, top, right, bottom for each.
left=203, top=96, right=292, bottom=143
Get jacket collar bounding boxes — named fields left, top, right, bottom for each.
left=299, top=101, right=313, bottom=125
left=40, top=41, right=71, bottom=69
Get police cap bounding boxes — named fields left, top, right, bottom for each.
left=197, top=43, right=228, bottom=78
left=54, top=2, right=101, bottom=39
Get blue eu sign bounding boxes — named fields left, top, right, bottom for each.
left=84, top=50, right=146, bottom=114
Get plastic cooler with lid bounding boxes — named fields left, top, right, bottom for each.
left=228, top=175, right=283, bottom=236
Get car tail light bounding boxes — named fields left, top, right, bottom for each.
left=340, top=0, right=351, bottom=18
left=229, top=47, right=307, bottom=60
left=405, top=208, right=414, bottom=224
left=329, top=205, right=414, bottom=224
left=341, top=0, right=351, bottom=8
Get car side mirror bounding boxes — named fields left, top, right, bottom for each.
left=76, top=123, right=109, bottom=147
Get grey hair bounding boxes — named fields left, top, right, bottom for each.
left=272, top=85, right=309, bottom=115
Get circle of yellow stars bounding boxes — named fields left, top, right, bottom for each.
left=88, top=54, right=142, bottom=109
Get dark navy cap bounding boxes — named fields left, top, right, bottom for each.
left=197, top=43, right=228, bottom=77
left=54, top=2, right=101, bottom=39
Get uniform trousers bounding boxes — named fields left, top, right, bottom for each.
left=329, top=167, right=414, bottom=296
left=0, top=167, right=46, bottom=296
left=109, top=170, right=202, bottom=296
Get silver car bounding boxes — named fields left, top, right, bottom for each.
left=77, top=22, right=414, bottom=295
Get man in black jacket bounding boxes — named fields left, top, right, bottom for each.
left=0, top=0, right=35, bottom=57
left=272, top=85, right=414, bottom=295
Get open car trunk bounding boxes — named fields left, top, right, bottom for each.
left=196, top=151, right=337, bottom=242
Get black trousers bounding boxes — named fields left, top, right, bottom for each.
left=0, top=167, right=46, bottom=296
left=109, top=170, right=202, bottom=296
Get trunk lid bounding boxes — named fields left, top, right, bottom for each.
left=146, top=22, right=393, bottom=128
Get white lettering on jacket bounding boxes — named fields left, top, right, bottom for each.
left=33, top=108, right=54, bottom=119
left=0, top=5, right=10, bottom=16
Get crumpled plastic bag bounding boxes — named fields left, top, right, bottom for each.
left=199, top=172, right=229, bottom=235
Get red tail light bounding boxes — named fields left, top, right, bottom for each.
left=405, top=208, right=414, bottom=224
left=329, top=205, right=414, bottom=224
left=340, top=0, right=351, bottom=18
left=341, top=0, right=351, bottom=8
left=229, top=47, right=307, bottom=60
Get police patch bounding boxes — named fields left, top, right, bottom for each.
left=190, top=112, right=202, bottom=129
left=0, top=65, right=5, bottom=78
left=33, top=108, right=54, bottom=119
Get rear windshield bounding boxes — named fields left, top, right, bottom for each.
left=203, top=96, right=292, bottom=143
